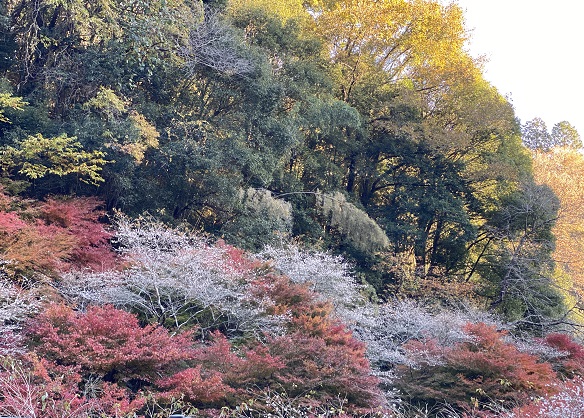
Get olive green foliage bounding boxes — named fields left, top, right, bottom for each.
left=221, top=188, right=293, bottom=250
left=317, top=191, right=390, bottom=253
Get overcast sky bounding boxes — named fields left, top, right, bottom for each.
left=455, top=0, right=583, bottom=134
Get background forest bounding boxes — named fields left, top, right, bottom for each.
left=1, top=0, right=584, bottom=416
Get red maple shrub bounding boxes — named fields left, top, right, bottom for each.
left=27, top=304, right=194, bottom=385
left=0, top=208, right=75, bottom=273
left=38, top=197, right=117, bottom=271
left=159, top=331, right=285, bottom=407
left=0, top=190, right=117, bottom=275
left=251, top=273, right=382, bottom=409
left=157, top=364, right=233, bottom=406
left=544, top=333, right=584, bottom=378
left=160, top=271, right=383, bottom=411
left=396, top=323, right=557, bottom=413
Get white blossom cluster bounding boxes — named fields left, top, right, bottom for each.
left=59, top=218, right=283, bottom=334
left=0, top=278, right=39, bottom=355
left=501, top=378, right=584, bottom=418
left=258, top=244, right=365, bottom=313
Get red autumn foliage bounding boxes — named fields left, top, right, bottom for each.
left=157, top=364, right=233, bottom=406
left=192, top=331, right=284, bottom=389
left=397, top=323, right=557, bottom=412
left=0, top=190, right=117, bottom=275
left=96, top=381, right=147, bottom=415
left=0, top=203, right=75, bottom=272
left=38, top=197, right=117, bottom=270
left=268, top=327, right=379, bottom=407
left=0, top=210, right=26, bottom=232
left=160, top=270, right=382, bottom=410
left=544, top=333, right=584, bottom=378
left=252, top=272, right=326, bottom=318
left=217, top=240, right=264, bottom=277
left=160, top=331, right=285, bottom=406
left=250, top=273, right=381, bottom=408
left=27, top=304, right=194, bottom=385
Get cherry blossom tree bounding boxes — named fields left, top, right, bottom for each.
left=59, top=218, right=281, bottom=334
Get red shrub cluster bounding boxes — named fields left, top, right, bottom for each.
left=252, top=274, right=381, bottom=407
left=17, top=280, right=382, bottom=414
left=39, top=197, right=117, bottom=270
left=544, top=333, right=584, bottom=378
left=28, top=304, right=194, bottom=385
left=397, top=323, right=556, bottom=413
left=0, top=190, right=117, bottom=275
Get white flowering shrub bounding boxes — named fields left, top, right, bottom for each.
left=258, top=244, right=365, bottom=319
left=58, top=218, right=282, bottom=334
left=503, top=377, right=584, bottom=418
left=350, top=301, right=474, bottom=368
left=0, top=278, right=39, bottom=355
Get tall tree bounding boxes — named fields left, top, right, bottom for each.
left=551, top=121, right=582, bottom=150
left=533, top=148, right=584, bottom=314
left=522, top=117, right=552, bottom=150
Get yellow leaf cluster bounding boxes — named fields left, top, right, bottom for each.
left=0, top=134, right=107, bottom=185
left=306, top=0, right=472, bottom=101
left=228, top=0, right=308, bottom=22
left=533, top=148, right=584, bottom=298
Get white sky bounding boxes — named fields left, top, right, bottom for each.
left=455, top=0, right=583, bottom=134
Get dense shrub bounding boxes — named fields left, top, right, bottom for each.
left=396, top=323, right=556, bottom=413
left=544, top=333, right=584, bottom=378
left=27, top=304, right=194, bottom=385
left=0, top=191, right=116, bottom=275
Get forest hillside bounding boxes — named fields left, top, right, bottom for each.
left=1, top=0, right=584, bottom=416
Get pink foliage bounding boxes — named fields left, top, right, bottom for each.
left=39, top=197, right=117, bottom=271
left=0, top=211, right=26, bottom=233
left=250, top=274, right=381, bottom=407
left=28, top=304, right=194, bottom=384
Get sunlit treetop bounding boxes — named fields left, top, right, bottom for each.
left=228, top=0, right=308, bottom=21
left=302, top=0, right=471, bottom=101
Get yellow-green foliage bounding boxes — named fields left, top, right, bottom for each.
left=84, top=87, right=160, bottom=163
left=0, top=93, right=27, bottom=123
left=0, top=134, right=107, bottom=185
